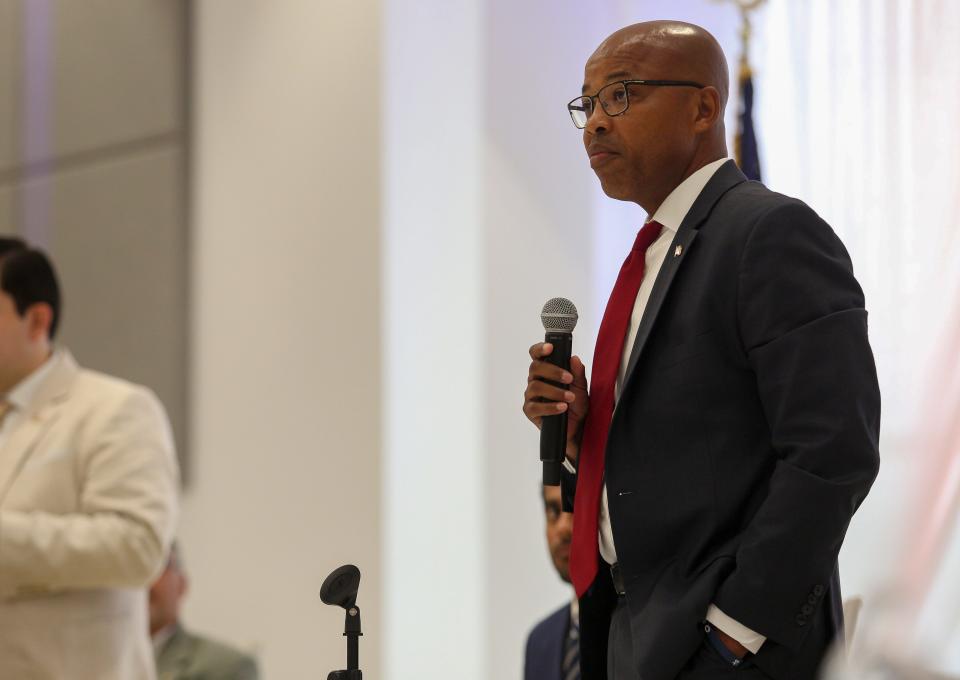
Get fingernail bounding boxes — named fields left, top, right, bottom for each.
left=561, top=372, right=573, bottom=383
left=564, top=391, right=575, bottom=402
left=556, top=402, right=568, bottom=412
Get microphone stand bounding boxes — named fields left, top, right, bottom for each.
left=321, top=564, right=364, bottom=679
left=327, top=605, right=362, bottom=680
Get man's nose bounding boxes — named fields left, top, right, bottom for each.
left=585, top=104, right=611, bottom=135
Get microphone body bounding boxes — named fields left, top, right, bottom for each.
left=540, top=330, right=572, bottom=485
left=539, top=297, right=578, bottom=486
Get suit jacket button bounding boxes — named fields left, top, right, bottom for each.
left=813, top=584, right=825, bottom=597
left=801, top=604, right=814, bottom=616
left=795, top=614, right=807, bottom=626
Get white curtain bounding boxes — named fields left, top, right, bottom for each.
left=754, top=0, right=960, bottom=669
left=757, top=0, right=960, bottom=433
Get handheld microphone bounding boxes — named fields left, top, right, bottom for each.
left=539, top=297, right=578, bottom=486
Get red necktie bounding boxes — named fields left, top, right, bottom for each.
left=569, top=220, right=663, bottom=598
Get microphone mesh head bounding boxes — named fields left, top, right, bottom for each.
left=541, top=297, right=578, bottom=333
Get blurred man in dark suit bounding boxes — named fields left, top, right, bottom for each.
left=149, top=544, right=259, bottom=680
left=525, top=484, right=580, bottom=680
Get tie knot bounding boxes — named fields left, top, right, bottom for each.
left=632, top=220, right=663, bottom=253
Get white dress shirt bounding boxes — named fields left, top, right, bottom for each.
left=0, top=352, right=57, bottom=448
left=594, top=157, right=765, bottom=654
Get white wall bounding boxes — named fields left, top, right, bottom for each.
left=380, top=0, right=486, bottom=677
left=186, top=2, right=381, bottom=678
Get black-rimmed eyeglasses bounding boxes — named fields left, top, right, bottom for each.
left=567, top=79, right=706, bottom=129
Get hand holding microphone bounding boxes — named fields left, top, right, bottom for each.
left=523, top=298, right=589, bottom=484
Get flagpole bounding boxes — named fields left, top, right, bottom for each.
left=732, top=0, right=765, bottom=72
left=711, top=0, right=766, bottom=66
left=714, top=0, right=767, bottom=179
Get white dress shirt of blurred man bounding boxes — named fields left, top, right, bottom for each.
left=150, top=543, right=260, bottom=680
left=524, top=484, right=581, bottom=680
left=0, top=238, right=180, bottom=680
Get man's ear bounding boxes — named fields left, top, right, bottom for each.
left=25, top=302, right=54, bottom=342
left=693, top=86, right=722, bottom=132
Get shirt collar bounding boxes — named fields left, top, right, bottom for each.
left=5, top=350, right=60, bottom=411
left=648, top=158, right=730, bottom=233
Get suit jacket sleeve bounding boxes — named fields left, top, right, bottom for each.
left=713, top=201, right=880, bottom=651
left=0, top=387, right=179, bottom=593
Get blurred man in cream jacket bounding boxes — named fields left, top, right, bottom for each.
left=0, top=238, right=179, bottom=680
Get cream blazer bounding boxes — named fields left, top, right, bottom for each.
left=0, top=351, right=179, bottom=680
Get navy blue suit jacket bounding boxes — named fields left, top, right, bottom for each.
left=524, top=604, right=571, bottom=680
left=561, top=161, right=880, bottom=680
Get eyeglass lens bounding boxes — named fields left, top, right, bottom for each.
left=569, top=82, right=630, bottom=128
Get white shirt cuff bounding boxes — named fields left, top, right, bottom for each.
left=562, top=457, right=577, bottom=474
left=705, top=604, right=766, bottom=654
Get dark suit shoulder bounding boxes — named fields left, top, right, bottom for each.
left=524, top=604, right=570, bottom=680
left=711, top=179, right=829, bottom=239
left=527, top=604, right=569, bottom=646
left=730, top=191, right=864, bottom=350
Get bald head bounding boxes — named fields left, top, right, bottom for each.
left=592, top=21, right=729, bottom=111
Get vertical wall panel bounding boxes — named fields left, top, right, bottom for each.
left=30, top=148, right=187, bottom=449
left=50, top=0, right=184, bottom=158
left=382, top=0, right=485, bottom=677
left=0, top=187, right=12, bottom=233
left=4, top=0, right=190, bottom=469
left=0, top=1, right=18, bottom=173
left=189, top=1, right=381, bottom=677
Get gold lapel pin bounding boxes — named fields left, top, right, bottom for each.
left=674, top=244, right=683, bottom=258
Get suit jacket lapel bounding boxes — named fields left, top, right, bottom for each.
left=620, top=161, right=748, bottom=393
left=0, top=351, right=78, bottom=502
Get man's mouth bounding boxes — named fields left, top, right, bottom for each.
left=589, top=150, right=618, bottom=167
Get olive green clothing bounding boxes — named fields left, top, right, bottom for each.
left=156, top=625, right=259, bottom=680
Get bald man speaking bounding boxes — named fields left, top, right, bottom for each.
left=523, top=21, right=879, bottom=680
